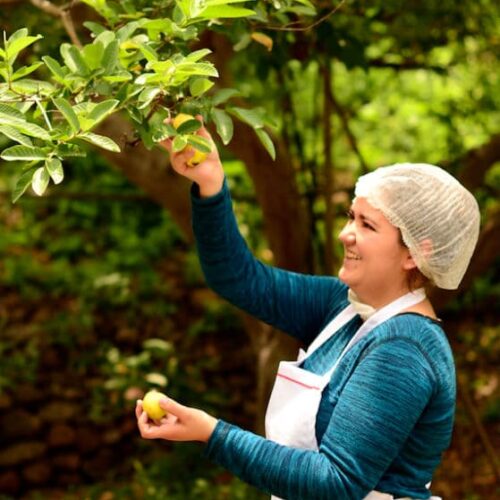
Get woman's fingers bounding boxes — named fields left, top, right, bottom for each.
left=135, top=400, right=143, bottom=419
left=158, top=396, right=189, bottom=419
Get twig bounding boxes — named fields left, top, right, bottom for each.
left=330, top=94, right=369, bottom=174
left=29, top=0, right=82, bottom=48
left=321, top=59, right=335, bottom=274
left=266, top=0, right=346, bottom=32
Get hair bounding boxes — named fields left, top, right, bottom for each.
left=397, top=230, right=431, bottom=292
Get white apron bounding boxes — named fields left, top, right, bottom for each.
left=265, top=289, right=441, bottom=500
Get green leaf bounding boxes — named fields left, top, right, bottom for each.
left=229, top=107, right=264, bottom=128
left=0, top=109, right=50, bottom=140
left=60, top=43, right=89, bottom=75
left=0, top=103, right=24, bottom=120
left=152, top=123, right=172, bottom=143
left=205, top=0, right=253, bottom=4
left=141, top=18, right=182, bottom=39
left=255, top=128, right=275, bottom=160
left=163, top=122, right=177, bottom=137
left=137, top=87, right=161, bottom=109
left=185, top=49, right=212, bottom=63
left=6, top=34, right=42, bottom=63
left=82, top=42, right=104, bottom=70
left=83, top=21, right=108, bottom=35
left=78, top=132, right=121, bottom=152
left=116, top=21, right=141, bottom=42
left=212, top=109, right=233, bottom=145
left=12, top=169, right=36, bottom=203
left=0, top=125, right=33, bottom=146
left=31, top=166, right=50, bottom=196
left=42, top=56, right=67, bottom=81
left=45, top=157, right=64, bottom=184
left=11, top=62, right=44, bottom=81
left=176, top=119, right=201, bottom=135
left=7, top=28, right=28, bottom=43
left=172, top=135, right=187, bottom=152
left=138, top=44, right=159, bottom=62
left=11, top=79, right=55, bottom=96
left=211, top=88, right=240, bottom=106
left=103, top=71, right=132, bottom=83
left=186, top=135, right=212, bottom=153
left=87, top=99, right=119, bottom=123
left=189, top=77, right=214, bottom=97
left=196, top=5, right=256, bottom=19
left=9, top=121, right=51, bottom=141
left=1, top=145, right=47, bottom=161
left=175, top=62, right=219, bottom=78
left=53, top=97, right=80, bottom=133
left=101, top=40, right=119, bottom=73
left=80, top=0, right=118, bottom=22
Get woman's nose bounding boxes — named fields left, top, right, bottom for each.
left=339, top=223, right=356, bottom=245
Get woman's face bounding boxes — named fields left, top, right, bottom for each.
left=338, top=197, right=414, bottom=306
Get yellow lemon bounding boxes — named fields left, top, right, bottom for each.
left=172, top=113, right=209, bottom=167
left=173, top=113, right=196, bottom=130
left=185, top=146, right=208, bottom=167
left=142, top=390, right=167, bottom=420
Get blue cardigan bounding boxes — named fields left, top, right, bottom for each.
left=191, top=181, right=455, bottom=500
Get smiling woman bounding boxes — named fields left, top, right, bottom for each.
left=135, top=122, right=481, bottom=500
left=338, top=197, right=418, bottom=310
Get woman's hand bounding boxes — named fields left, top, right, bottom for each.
left=135, top=396, right=218, bottom=443
left=159, top=116, right=225, bottom=198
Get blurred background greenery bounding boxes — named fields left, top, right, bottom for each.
left=0, top=1, right=499, bottom=499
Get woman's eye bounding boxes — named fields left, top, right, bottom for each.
left=362, top=221, right=375, bottom=230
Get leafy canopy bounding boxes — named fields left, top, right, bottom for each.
left=1, top=0, right=314, bottom=200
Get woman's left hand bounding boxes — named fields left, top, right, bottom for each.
left=135, top=396, right=218, bottom=443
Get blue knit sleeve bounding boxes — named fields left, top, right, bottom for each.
left=191, top=181, right=347, bottom=345
left=204, top=339, right=436, bottom=499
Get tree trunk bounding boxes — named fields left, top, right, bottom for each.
left=97, top=109, right=308, bottom=432
left=97, top=114, right=194, bottom=240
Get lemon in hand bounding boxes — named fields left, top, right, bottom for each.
left=172, top=113, right=209, bottom=167
left=142, top=390, right=168, bottom=420
left=185, top=147, right=207, bottom=167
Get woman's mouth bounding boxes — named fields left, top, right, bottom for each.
left=345, top=251, right=361, bottom=260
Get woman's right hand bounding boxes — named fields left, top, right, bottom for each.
left=159, top=116, right=225, bottom=197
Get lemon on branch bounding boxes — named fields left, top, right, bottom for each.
left=172, top=113, right=210, bottom=167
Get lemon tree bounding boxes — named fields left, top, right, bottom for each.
left=0, top=0, right=314, bottom=200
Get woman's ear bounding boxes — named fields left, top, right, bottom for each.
left=403, top=251, right=418, bottom=271
left=402, top=239, right=433, bottom=271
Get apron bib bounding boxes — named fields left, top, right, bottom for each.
left=265, top=289, right=441, bottom=500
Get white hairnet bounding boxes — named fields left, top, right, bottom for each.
left=354, top=163, right=480, bottom=290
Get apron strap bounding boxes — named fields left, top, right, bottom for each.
left=305, top=305, right=357, bottom=357
left=323, top=288, right=426, bottom=379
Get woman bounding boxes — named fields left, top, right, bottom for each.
left=135, top=121, right=480, bottom=499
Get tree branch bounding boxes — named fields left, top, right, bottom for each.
left=330, top=93, right=369, bottom=175
left=456, top=133, right=500, bottom=192
left=367, top=59, right=447, bottom=73
left=30, top=0, right=82, bottom=47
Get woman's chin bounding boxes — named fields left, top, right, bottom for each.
left=338, top=268, right=352, bottom=287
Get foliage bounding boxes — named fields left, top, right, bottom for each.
left=0, top=0, right=300, bottom=201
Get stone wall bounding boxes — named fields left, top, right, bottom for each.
left=0, top=381, right=138, bottom=498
